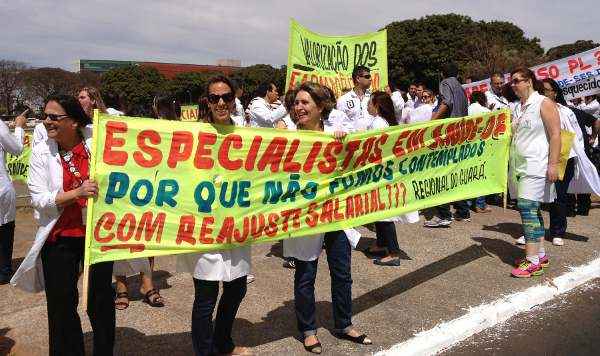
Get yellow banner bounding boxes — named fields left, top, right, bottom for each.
left=85, top=111, right=510, bottom=265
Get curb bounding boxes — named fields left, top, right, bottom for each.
left=375, top=256, right=600, bottom=356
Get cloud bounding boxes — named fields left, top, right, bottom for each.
left=2, top=0, right=598, bottom=70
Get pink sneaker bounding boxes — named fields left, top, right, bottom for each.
left=514, top=255, right=549, bottom=268
left=511, top=260, right=544, bottom=278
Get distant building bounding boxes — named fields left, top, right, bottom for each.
left=78, top=59, right=242, bottom=78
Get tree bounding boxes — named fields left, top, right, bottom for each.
left=545, top=40, right=600, bottom=61
left=165, top=71, right=217, bottom=104
left=20, top=67, right=81, bottom=110
left=383, top=14, right=544, bottom=88
left=101, top=65, right=166, bottom=116
left=0, top=60, right=28, bottom=114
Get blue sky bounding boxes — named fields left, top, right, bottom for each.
left=2, top=0, right=598, bottom=70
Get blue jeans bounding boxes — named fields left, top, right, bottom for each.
left=294, top=230, right=353, bottom=336
left=192, top=276, right=247, bottom=356
left=474, top=196, right=487, bottom=209
left=549, top=158, right=575, bottom=237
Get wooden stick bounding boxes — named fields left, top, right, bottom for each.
left=503, top=192, right=508, bottom=211
left=81, top=260, right=90, bottom=311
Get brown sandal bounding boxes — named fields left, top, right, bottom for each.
left=115, top=291, right=129, bottom=310
left=143, top=288, right=165, bottom=307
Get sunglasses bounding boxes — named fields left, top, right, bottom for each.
left=207, top=92, right=235, bottom=104
left=359, top=74, right=372, bottom=79
left=44, top=113, right=69, bottom=121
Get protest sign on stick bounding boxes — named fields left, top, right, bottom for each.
left=82, top=110, right=511, bottom=267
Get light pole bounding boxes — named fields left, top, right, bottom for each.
left=186, top=90, right=192, bottom=104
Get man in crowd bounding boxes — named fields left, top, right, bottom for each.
left=426, top=62, right=471, bottom=227
left=405, top=83, right=418, bottom=109
left=247, top=82, right=287, bottom=127
left=337, top=65, right=373, bottom=131
left=485, top=72, right=509, bottom=111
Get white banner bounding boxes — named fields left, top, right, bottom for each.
left=562, top=74, right=600, bottom=101
left=463, top=46, right=600, bottom=96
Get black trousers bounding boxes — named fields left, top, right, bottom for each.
left=550, top=158, right=576, bottom=236
left=41, top=237, right=115, bottom=356
left=374, top=221, right=400, bottom=253
left=0, top=220, right=15, bottom=278
left=192, top=276, right=247, bottom=356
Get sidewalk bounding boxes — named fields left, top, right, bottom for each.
left=1, top=197, right=599, bottom=355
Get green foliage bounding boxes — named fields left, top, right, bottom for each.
left=545, top=40, right=599, bottom=61
left=101, top=65, right=166, bottom=116
left=384, top=14, right=544, bottom=88
left=165, top=71, right=219, bottom=104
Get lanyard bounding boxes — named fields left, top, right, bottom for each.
left=59, top=143, right=90, bottom=188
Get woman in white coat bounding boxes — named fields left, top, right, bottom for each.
left=364, top=91, right=419, bottom=266
left=541, top=78, right=600, bottom=246
left=0, top=113, right=25, bottom=283
left=284, top=82, right=372, bottom=354
left=11, top=94, right=114, bottom=355
left=180, top=76, right=251, bottom=356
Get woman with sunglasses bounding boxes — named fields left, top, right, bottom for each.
left=0, top=112, right=26, bottom=284
left=509, top=67, right=561, bottom=278
left=178, top=76, right=251, bottom=356
left=403, top=89, right=434, bottom=124
left=284, top=82, right=372, bottom=354
left=11, top=94, right=115, bottom=355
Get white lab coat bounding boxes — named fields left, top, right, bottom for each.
left=390, top=91, right=405, bottom=124
left=484, top=90, right=509, bottom=111
left=557, top=104, right=600, bottom=195
left=468, top=102, right=491, bottom=117
left=248, top=97, right=287, bottom=128
left=177, top=116, right=251, bottom=281
left=11, top=127, right=93, bottom=293
left=0, top=121, right=24, bottom=225
left=337, top=89, right=373, bottom=131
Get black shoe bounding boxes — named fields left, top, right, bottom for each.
left=303, top=338, right=322, bottom=354
left=577, top=210, right=589, bottom=216
left=566, top=210, right=577, bottom=217
left=0, top=274, right=11, bottom=285
left=373, top=258, right=401, bottom=267
left=337, top=332, right=373, bottom=345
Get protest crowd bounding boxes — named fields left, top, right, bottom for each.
left=1, top=26, right=600, bottom=356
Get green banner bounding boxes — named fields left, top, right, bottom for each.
left=7, top=133, right=32, bottom=183
left=285, top=19, right=388, bottom=97
left=85, top=110, right=510, bottom=265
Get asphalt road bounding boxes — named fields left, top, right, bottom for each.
left=444, top=279, right=600, bottom=356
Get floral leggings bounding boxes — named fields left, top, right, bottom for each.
left=517, top=198, right=545, bottom=243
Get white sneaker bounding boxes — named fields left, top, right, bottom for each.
left=552, top=237, right=564, bottom=246
left=515, top=235, right=526, bottom=245
left=246, top=274, right=255, bottom=284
